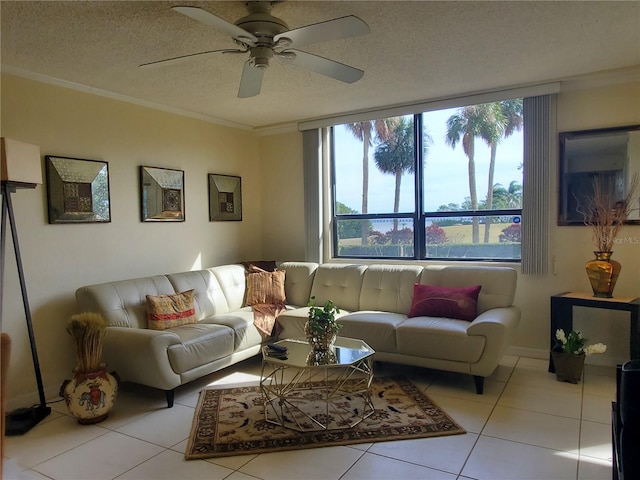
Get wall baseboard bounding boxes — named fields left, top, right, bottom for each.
left=506, top=346, right=548, bottom=359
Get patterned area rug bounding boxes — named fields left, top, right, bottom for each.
left=185, top=376, right=465, bottom=459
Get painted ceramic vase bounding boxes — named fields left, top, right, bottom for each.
left=60, top=365, right=118, bottom=424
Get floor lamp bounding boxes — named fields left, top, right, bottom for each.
left=1, top=137, right=51, bottom=435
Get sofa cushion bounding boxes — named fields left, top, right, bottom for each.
left=396, top=317, right=486, bottom=363
left=278, top=262, right=319, bottom=307
left=146, top=290, right=197, bottom=330
left=339, top=311, right=406, bottom=353
left=309, top=264, right=367, bottom=312
left=420, top=266, right=517, bottom=314
left=359, top=264, right=423, bottom=314
left=76, top=275, right=176, bottom=329
left=245, top=270, right=286, bottom=306
left=166, top=323, right=235, bottom=374
left=210, top=264, right=248, bottom=311
left=206, top=307, right=267, bottom=350
left=408, top=284, right=481, bottom=321
left=167, top=270, right=230, bottom=318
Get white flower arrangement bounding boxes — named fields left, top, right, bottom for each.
left=555, top=329, right=607, bottom=356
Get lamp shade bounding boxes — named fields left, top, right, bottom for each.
left=1, top=137, right=43, bottom=185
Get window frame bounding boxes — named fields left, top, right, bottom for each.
left=330, top=105, right=524, bottom=262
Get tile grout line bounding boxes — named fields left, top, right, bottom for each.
left=455, top=355, right=519, bottom=478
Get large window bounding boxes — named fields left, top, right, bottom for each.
left=332, top=99, right=524, bottom=261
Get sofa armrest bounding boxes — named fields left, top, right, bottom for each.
left=102, top=327, right=183, bottom=391
left=466, top=306, right=521, bottom=376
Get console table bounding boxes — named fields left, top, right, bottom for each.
left=548, top=292, right=640, bottom=373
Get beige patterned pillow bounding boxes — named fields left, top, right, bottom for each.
left=146, top=289, right=197, bottom=330
left=246, top=271, right=286, bottom=306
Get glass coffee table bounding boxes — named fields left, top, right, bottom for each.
left=260, top=337, right=375, bottom=432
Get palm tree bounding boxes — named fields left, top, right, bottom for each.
left=505, top=180, right=523, bottom=208
left=445, top=105, right=496, bottom=244
left=345, top=120, right=394, bottom=243
left=373, top=117, right=414, bottom=240
left=480, top=100, right=523, bottom=243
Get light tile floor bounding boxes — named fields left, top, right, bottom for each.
left=3, top=355, right=615, bottom=480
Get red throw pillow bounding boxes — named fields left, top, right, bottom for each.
left=408, top=284, right=481, bottom=321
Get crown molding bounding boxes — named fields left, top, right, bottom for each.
left=1, top=65, right=254, bottom=131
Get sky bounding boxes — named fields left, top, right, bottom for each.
left=334, top=106, right=523, bottom=214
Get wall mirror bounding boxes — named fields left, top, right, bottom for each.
left=45, top=156, right=111, bottom=224
left=558, top=124, right=640, bottom=225
left=209, top=174, right=242, bottom=221
left=140, top=166, right=185, bottom=222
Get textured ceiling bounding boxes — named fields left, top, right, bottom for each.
left=2, top=1, right=639, bottom=130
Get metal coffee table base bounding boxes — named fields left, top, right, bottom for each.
left=261, top=353, right=374, bottom=432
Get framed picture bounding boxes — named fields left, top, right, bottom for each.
left=45, top=156, right=111, bottom=224
left=140, top=166, right=185, bottom=222
left=209, top=174, right=242, bottom=221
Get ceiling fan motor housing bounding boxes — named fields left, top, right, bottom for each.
left=235, top=2, right=290, bottom=68
left=235, top=2, right=289, bottom=40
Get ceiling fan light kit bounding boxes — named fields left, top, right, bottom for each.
left=141, top=2, right=370, bottom=98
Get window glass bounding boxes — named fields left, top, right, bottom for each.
left=331, top=100, right=523, bottom=261
left=334, top=116, right=415, bottom=215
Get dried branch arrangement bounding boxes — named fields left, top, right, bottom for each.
left=577, top=172, right=640, bottom=252
left=66, top=312, right=107, bottom=373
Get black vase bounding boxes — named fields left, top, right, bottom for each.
left=618, top=359, right=640, bottom=479
left=620, top=359, right=640, bottom=427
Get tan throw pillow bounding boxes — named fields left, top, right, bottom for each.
left=146, top=290, right=197, bottom=330
left=246, top=270, right=286, bottom=306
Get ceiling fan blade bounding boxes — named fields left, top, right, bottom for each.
left=275, top=15, right=369, bottom=48
left=139, top=49, right=242, bottom=69
left=172, top=6, right=258, bottom=45
left=238, top=61, right=265, bottom=98
left=285, top=50, right=364, bottom=84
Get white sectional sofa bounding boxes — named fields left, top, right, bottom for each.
left=75, top=262, right=519, bottom=407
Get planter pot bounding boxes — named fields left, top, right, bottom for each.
left=551, top=351, right=585, bottom=384
left=304, top=321, right=338, bottom=352
left=60, top=364, right=118, bottom=424
left=585, top=251, right=621, bottom=298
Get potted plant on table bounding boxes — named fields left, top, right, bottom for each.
left=552, top=328, right=607, bottom=384
left=305, top=297, right=341, bottom=352
left=60, top=312, right=118, bottom=424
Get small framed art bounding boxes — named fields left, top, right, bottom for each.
left=209, top=174, right=242, bottom=221
left=45, top=155, right=111, bottom=224
left=140, top=166, right=185, bottom=222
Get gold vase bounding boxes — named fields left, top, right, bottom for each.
left=585, top=251, right=621, bottom=298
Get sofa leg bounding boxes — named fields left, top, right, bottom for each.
left=165, top=389, right=175, bottom=408
left=473, top=376, right=484, bottom=394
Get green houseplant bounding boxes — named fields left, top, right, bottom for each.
left=305, top=297, right=341, bottom=352
left=552, top=328, right=607, bottom=384
left=60, top=312, right=118, bottom=424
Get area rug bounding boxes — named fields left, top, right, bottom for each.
left=185, top=376, right=465, bottom=459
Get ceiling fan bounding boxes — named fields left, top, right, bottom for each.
left=140, top=2, right=370, bottom=98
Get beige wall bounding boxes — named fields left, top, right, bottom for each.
left=1, top=74, right=263, bottom=408
left=258, top=132, right=306, bottom=261
left=2, top=72, right=638, bottom=407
